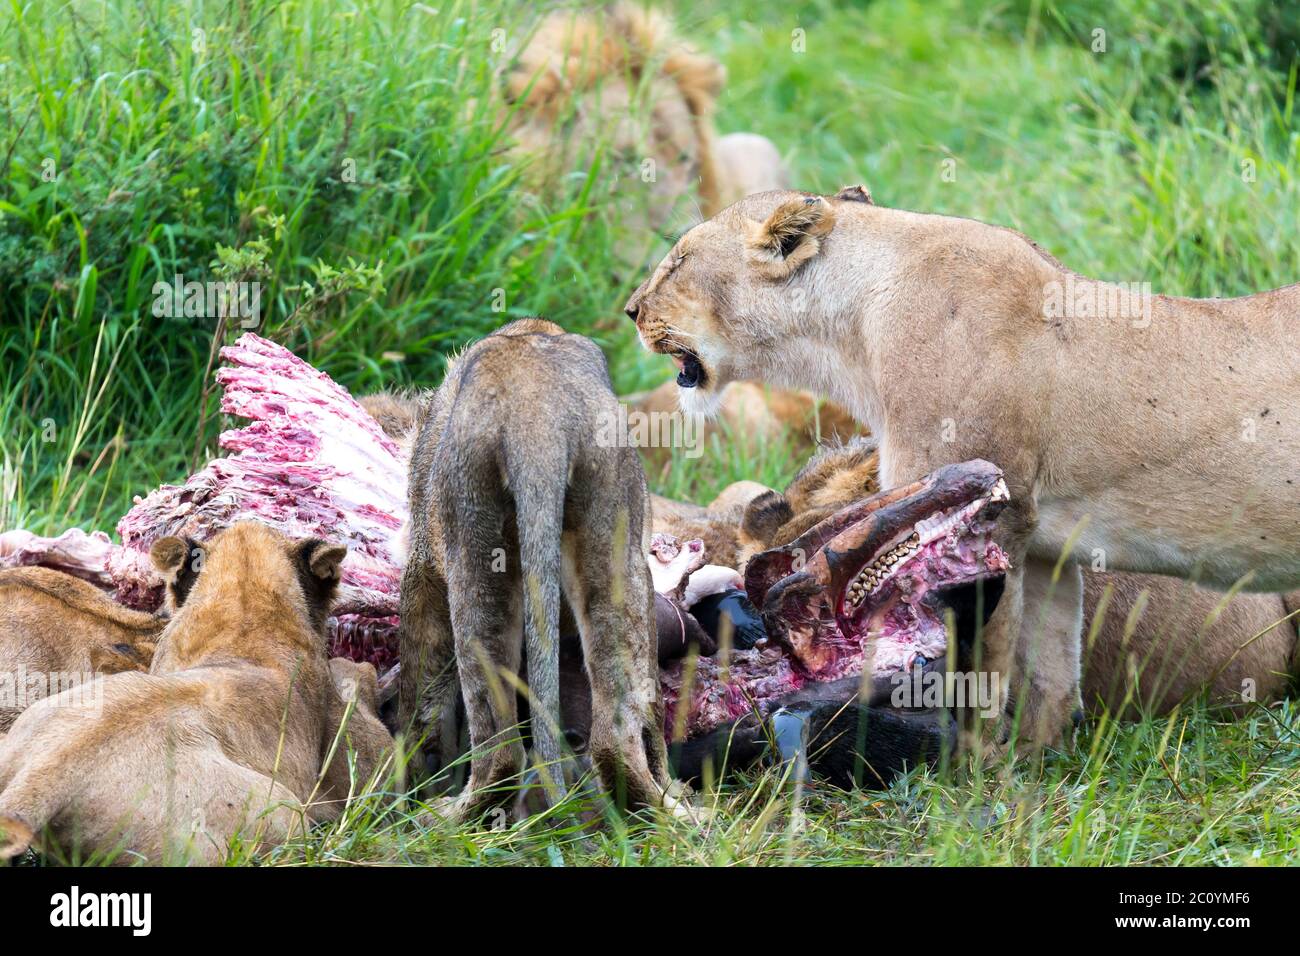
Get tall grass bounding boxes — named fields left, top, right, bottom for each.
left=0, top=0, right=644, bottom=532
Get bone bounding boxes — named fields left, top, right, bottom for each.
left=683, top=564, right=744, bottom=607
left=647, top=533, right=706, bottom=599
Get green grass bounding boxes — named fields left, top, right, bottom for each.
left=4, top=0, right=1300, bottom=865
left=268, top=698, right=1300, bottom=865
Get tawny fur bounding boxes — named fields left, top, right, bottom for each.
left=628, top=197, right=1299, bottom=750
left=0, top=523, right=353, bottom=864
left=315, top=658, right=394, bottom=821
left=358, top=390, right=426, bottom=444
left=399, top=318, right=668, bottom=821
left=625, top=378, right=862, bottom=470
left=0, top=568, right=161, bottom=735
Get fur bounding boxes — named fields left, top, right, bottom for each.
left=628, top=193, right=1300, bottom=746
left=399, top=318, right=669, bottom=820
left=0, top=523, right=352, bottom=863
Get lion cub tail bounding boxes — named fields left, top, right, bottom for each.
left=507, top=440, right=567, bottom=803
left=0, top=813, right=34, bottom=859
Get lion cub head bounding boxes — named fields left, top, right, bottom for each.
left=623, top=186, right=873, bottom=416
left=148, top=522, right=347, bottom=669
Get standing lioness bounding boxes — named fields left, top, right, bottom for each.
left=625, top=187, right=1300, bottom=747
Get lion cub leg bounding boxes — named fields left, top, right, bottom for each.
left=562, top=519, right=666, bottom=812
left=444, top=532, right=526, bottom=822
left=1009, top=558, right=1084, bottom=747
left=398, top=560, right=460, bottom=786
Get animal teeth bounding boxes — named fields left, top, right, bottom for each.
left=845, top=534, right=926, bottom=609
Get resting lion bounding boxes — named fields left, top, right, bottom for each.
left=626, top=186, right=1300, bottom=747
left=503, top=2, right=785, bottom=272
left=0, top=568, right=160, bottom=735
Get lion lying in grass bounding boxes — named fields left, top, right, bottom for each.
left=504, top=2, right=786, bottom=240
left=0, top=568, right=160, bottom=736
left=0, top=523, right=391, bottom=864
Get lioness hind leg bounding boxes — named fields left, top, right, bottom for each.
left=1007, top=557, right=1084, bottom=748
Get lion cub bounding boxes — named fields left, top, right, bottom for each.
left=0, top=522, right=348, bottom=864
left=400, top=318, right=667, bottom=819
left=0, top=568, right=161, bottom=735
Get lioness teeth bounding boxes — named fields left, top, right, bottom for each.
left=843, top=532, right=922, bottom=610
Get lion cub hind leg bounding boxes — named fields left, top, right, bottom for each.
left=442, top=504, right=527, bottom=823
left=562, top=468, right=666, bottom=812
left=398, top=558, right=460, bottom=786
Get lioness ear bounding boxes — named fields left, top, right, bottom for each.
left=834, top=184, right=873, bottom=204
left=746, top=195, right=836, bottom=279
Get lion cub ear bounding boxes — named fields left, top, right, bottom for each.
left=150, top=536, right=189, bottom=574
left=745, top=195, right=836, bottom=279
left=301, top=540, right=348, bottom=581
left=296, top=539, right=348, bottom=632
left=151, top=535, right=205, bottom=610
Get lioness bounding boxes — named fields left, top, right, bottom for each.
left=625, top=186, right=1300, bottom=746
left=0, top=522, right=349, bottom=864
left=399, top=318, right=668, bottom=819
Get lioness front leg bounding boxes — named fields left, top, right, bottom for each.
left=1007, top=557, right=1083, bottom=747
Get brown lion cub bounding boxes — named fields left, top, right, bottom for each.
left=0, top=522, right=347, bottom=864
left=400, top=318, right=668, bottom=820
left=0, top=568, right=161, bottom=735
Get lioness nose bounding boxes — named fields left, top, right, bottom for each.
left=624, top=303, right=640, bottom=322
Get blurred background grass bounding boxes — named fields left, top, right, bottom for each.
left=2, top=0, right=1298, bottom=531
left=3, top=0, right=1299, bottom=867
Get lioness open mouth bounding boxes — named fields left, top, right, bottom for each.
left=671, top=349, right=705, bottom=388
left=661, top=460, right=1011, bottom=737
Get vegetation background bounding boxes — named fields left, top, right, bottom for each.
left=2, top=0, right=1298, bottom=864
